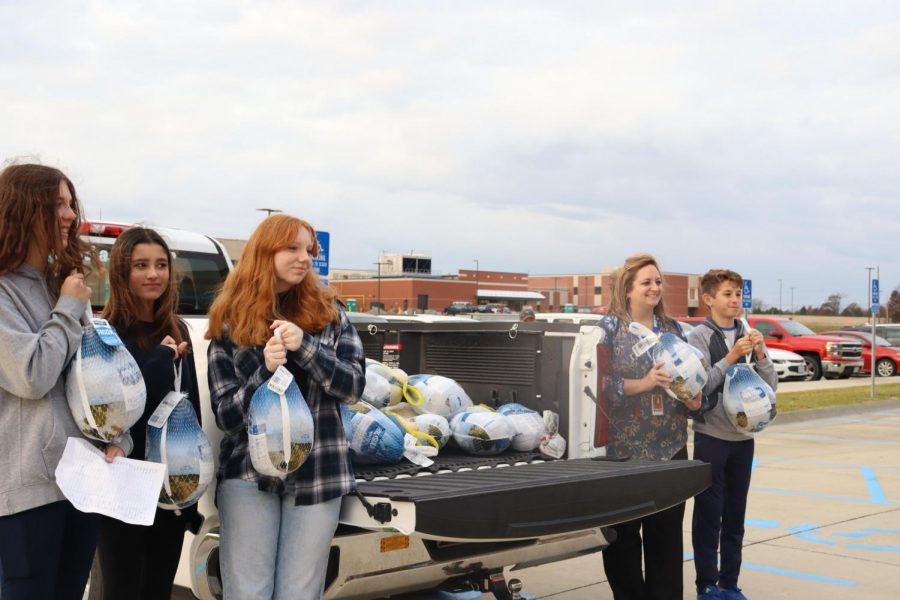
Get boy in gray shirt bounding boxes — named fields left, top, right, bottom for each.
left=687, top=269, right=777, bottom=600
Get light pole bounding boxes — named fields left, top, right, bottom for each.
left=374, top=257, right=388, bottom=311
left=779, top=279, right=783, bottom=312
left=473, top=259, right=479, bottom=304
left=256, top=208, right=282, bottom=217
left=790, top=287, right=795, bottom=314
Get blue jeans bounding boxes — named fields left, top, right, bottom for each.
left=218, top=478, right=342, bottom=600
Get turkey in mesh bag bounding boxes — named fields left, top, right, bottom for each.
left=247, top=359, right=314, bottom=479
left=66, top=307, right=146, bottom=442
left=340, top=400, right=407, bottom=465
left=407, top=374, right=473, bottom=419
left=146, top=363, right=214, bottom=510
left=450, top=409, right=515, bottom=456
left=628, top=321, right=707, bottom=404
left=363, top=359, right=424, bottom=409
left=722, top=319, right=777, bottom=433
left=496, top=403, right=549, bottom=452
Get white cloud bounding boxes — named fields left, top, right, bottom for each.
left=2, top=1, right=899, bottom=309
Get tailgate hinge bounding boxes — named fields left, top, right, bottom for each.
left=354, top=490, right=397, bottom=524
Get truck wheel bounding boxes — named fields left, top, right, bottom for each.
left=876, top=358, right=897, bottom=377
left=801, top=355, right=822, bottom=381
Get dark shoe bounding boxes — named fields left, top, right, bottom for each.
left=698, top=585, right=722, bottom=599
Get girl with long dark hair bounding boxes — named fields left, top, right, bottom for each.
left=96, top=226, right=201, bottom=599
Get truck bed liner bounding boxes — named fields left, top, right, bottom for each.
left=346, top=457, right=710, bottom=541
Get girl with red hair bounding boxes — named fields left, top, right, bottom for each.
left=206, top=214, right=365, bottom=599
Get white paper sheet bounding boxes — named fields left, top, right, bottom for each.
left=55, top=437, right=166, bottom=525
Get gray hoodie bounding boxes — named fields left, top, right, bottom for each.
left=0, top=263, right=131, bottom=516
left=687, top=318, right=779, bottom=441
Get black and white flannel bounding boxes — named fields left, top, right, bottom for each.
left=207, top=307, right=365, bottom=505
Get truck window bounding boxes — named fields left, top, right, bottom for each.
left=753, top=321, right=777, bottom=337
left=86, top=244, right=230, bottom=316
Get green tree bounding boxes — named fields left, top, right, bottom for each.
left=888, top=288, right=900, bottom=323
left=841, top=302, right=865, bottom=317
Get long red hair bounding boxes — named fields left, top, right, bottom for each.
left=206, top=214, right=337, bottom=346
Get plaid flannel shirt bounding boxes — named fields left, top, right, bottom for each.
left=207, top=307, right=365, bottom=505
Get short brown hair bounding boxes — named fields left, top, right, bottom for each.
left=700, top=269, right=743, bottom=297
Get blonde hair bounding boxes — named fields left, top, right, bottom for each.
left=607, top=253, right=669, bottom=322
left=207, top=214, right=337, bottom=345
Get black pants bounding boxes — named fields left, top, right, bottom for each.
left=97, top=507, right=187, bottom=600
left=0, top=500, right=98, bottom=600
left=692, top=432, right=754, bottom=592
left=602, top=446, right=687, bottom=600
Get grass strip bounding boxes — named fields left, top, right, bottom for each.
left=778, top=383, right=900, bottom=412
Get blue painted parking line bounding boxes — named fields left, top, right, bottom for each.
left=753, top=486, right=900, bottom=507
left=859, top=467, right=888, bottom=504
left=682, top=553, right=857, bottom=587
left=740, top=562, right=857, bottom=587
left=745, top=519, right=779, bottom=528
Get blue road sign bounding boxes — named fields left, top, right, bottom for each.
left=742, top=279, right=752, bottom=309
left=873, top=304, right=881, bottom=314
left=313, top=231, right=330, bottom=277
left=872, top=279, right=880, bottom=305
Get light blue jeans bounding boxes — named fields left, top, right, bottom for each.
left=218, top=479, right=342, bottom=600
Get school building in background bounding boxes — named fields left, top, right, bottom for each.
left=216, top=241, right=708, bottom=317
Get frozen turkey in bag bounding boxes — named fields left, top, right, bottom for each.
left=364, top=359, right=424, bottom=408
left=450, top=410, right=514, bottom=456
left=408, top=374, right=473, bottom=419
left=66, top=309, right=146, bottom=443
left=496, top=403, right=548, bottom=451
left=146, top=364, right=213, bottom=510
left=628, top=321, right=707, bottom=404
left=340, top=400, right=405, bottom=465
left=247, top=365, right=314, bottom=478
left=386, top=408, right=452, bottom=450
left=723, top=363, right=777, bottom=433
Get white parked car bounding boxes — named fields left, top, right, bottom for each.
left=767, top=348, right=808, bottom=381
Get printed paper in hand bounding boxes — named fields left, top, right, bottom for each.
left=55, top=437, right=166, bottom=525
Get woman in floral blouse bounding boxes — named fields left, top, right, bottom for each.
left=597, top=253, right=702, bottom=600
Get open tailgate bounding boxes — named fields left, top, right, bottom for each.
left=340, top=457, right=710, bottom=542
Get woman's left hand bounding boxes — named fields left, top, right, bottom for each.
left=104, top=445, right=125, bottom=463
left=271, top=320, right=303, bottom=352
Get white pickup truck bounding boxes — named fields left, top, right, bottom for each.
left=83, top=222, right=710, bottom=600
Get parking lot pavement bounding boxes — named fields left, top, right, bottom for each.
left=501, top=400, right=900, bottom=600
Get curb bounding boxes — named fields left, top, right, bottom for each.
left=772, top=397, right=900, bottom=425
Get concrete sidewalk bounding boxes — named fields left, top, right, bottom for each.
left=505, top=399, right=900, bottom=599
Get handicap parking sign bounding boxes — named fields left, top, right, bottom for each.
left=742, top=280, right=752, bottom=309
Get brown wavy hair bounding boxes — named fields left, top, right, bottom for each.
left=607, top=253, right=669, bottom=323
left=206, top=214, right=337, bottom=346
left=0, top=163, right=97, bottom=293
left=101, top=227, right=186, bottom=351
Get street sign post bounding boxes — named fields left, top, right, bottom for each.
left=871, top=273, right=880, bottom=398
left=742, top=280, right=752, bottom=312
left=313, top=231, right=330, bottom=278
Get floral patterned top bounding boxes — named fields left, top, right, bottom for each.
left=597, top=314, right=688, bottom=460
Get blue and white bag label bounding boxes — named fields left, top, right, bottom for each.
left=148, top=392, right=187, bottom=429
left=267, top=366, right=294, bottom=395
left=91, top=318, right=124, bottom=347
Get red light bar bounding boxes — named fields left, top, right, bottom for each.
left=80, top=222, right=130, bottom=237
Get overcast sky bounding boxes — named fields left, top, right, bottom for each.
left=3, top=1, right=898, bottom=310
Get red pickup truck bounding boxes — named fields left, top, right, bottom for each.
left=748, top=317, right=864, bottom=381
